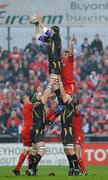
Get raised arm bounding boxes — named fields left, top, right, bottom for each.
left=30, top=15, right=53, bottom=42
left=69, top=34, right=75, bottom=56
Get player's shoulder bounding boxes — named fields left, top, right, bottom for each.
left=68, top=55, right=74, bottom=61
left=23, top=102, right=32, bottom=108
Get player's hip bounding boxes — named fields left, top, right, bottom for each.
left=49, top=60, right=62, bottom=75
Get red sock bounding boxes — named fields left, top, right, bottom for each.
left=77, top=157, right=86, bottom=172
left=16, top=152, right=28, bottom=171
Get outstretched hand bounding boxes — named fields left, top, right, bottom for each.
left=37, top=15, right=42, bottom=23
left=70, top=34, right=75, bottom=45
left=29, top=15, right=42, bottom=26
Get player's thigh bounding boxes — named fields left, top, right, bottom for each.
left=74, top=144, right=82, bottom=157
left=21, top=129, right=32, bottom=147
left=49, top=61, right=61, bottom=75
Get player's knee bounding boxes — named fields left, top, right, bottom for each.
left=74, top=144, right=82, bottom=157
left=50, top=75, right=59, bottom=86
left=51, top=79, right=58, bottom=86
left=47, top=82, right=52, bottom=89
left=64, top=144, right=75, bottom=155
left=23, top=146, right=31, bottom=153
left=37, top=145, right=45, bottom=156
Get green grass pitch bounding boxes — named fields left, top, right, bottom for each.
left=0, top=166, right=108, bottom=180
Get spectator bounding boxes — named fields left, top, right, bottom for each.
left=81, top=37, right=91, bottom=54
left=7, top=119, right=18, bottom=137
left=7, top=111, right=21, bottom=129
left=91, top=34, right=103, bottom=55
left=24, top=37, right=39, bottom=59
left=0, top=32, right=107, bottom=140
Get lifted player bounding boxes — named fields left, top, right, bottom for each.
left=30, top=15, right=64, bottom=109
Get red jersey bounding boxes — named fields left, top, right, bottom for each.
left=61, top=55, right=77, bottom=94
left=22, top=101, right=33, bottom=128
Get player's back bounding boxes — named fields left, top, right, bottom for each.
left=22, top=102, right=33, bottom=127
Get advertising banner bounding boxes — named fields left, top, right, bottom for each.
left=0, top=0, right=108, bottom=26
left=0, top=143, right=108, bottom=166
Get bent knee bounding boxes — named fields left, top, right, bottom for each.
left=37, top=146, right=45, bottom=156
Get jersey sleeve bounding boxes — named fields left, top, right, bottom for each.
left=36, top=27, right=53, bottom=42
left=38, top=35, right=50, bottom=42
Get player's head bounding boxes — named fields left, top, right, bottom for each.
left=51, top=26, right=60, bottom=34
left=61, top=49, right=69, bottom=61
left=20, top=93, right=29, bottom=104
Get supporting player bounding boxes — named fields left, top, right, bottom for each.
left=46, top=35, right=87, bottom=175
left=12, top=94, right=33, bottom=176
left=30, top=15, right=64, bottom=109
left=26, top=93, right=46, bottom=176
left=60, top=35, right=87, bottom=175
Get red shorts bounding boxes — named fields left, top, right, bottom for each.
left=73, top=130, right=84, bottom=147
left=21, top=127, right=32, bottom=147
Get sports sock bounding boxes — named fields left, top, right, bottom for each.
left=16, top=152, right=27, bottom=171
left=31, top=154, right=42, bottom=171
left=77, top=156, right=86, bottom=172
left=67, top=154, right=79, bottom=170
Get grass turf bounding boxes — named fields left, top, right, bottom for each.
left=0, top=166, right=108, bottom=180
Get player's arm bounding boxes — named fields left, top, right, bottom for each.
left=36, top=27, right=52, bottom=42
left=38, top=16, right=53, bottom=37
left=30, top=15, right=53, bottom=42
left=68, top=34, right=75, bottom=59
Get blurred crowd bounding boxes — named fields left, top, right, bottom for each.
left=0, top=33, right=108, bottom=140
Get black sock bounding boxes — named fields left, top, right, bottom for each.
left=67, top=154, right=79, bottom=170
left=29, top=154, right=35, bottom=169
left=31, top=154, right=42, bottom=171
left=54, top=88, right=64, bottom=105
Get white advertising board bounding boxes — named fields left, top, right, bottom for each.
left=0, top=0, right=108, bottom=26
left=0, top=143, right=68, bottom=166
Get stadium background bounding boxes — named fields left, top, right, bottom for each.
left=0, top=0, right=108, bottom=167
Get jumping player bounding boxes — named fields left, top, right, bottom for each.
left=30, top=15, right=64, bottom=109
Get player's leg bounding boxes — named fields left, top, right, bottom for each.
left=49, top=60, right=64, bottom=106
left=28, top=128, right=45, bottom=176
left=28, top=141, right=45, bottom=175
left=12, top=146, right=31, bottom=176
left=61, top=103, right=80, bottom=176
left=59, top=81, right=70, bottom=103
left=41, top=82, right=52, bottom=104
left=74, top=144, right=87, bottom=175
left=50, top=73, right=64, bottom=105
left=12, top=129, right=32, bottom=176
left=27, top=106, right=45, bottom=176
left=72, top=111, right=87, bottom=175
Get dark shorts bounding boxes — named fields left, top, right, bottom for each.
left=49, top=60, right=62, bottom=75
left=30, top=104, right=45, bottom=143
left=30, top=126, right=44, bottom=143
